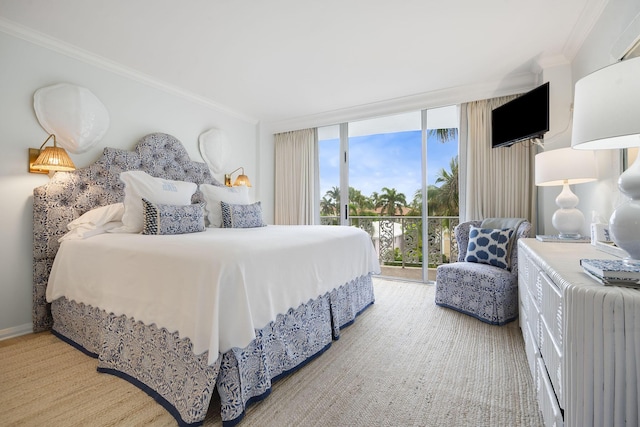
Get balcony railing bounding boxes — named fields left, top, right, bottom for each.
left=320, top=216, right=460, bottom=272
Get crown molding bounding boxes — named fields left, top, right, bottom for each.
left=536, top=54, right=572, bottom=71
left=562, top=0, right=610, bottom=61
left=0, top=17, right=258, bottom=125
left=611, top=11, right=640, bottom=60
left=266, top=72, right=538, bottom=134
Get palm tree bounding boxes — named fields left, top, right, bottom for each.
left=320, top=196, right=336, bottom=216
left=349, top=187, right=370, bottom=213
left=425, top=127, right=458, bottom=216
left=431, top=156, right=459, bottom=216
left=428, top=128, right=458, bottom=144
left=323, top=186, right=340, bottom=216
left=369, top=191, right=380, bottom=211
left=377, top=187, right=407, bottom=216
left=407, top=188, right=422, bottom=216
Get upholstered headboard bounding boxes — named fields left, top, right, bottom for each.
left=32, top=133, right=223, bottom=331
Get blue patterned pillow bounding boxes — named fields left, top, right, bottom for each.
left=142, top=198, right=205, bottom=235
left=465, top=226, right=515, bottom=269
left=221, top=201, right=266, bottom=228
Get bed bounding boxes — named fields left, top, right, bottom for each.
left=33, top=132, right=380, bottom=426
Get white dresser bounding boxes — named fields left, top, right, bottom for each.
left=518, top=238, right=640, bottom=427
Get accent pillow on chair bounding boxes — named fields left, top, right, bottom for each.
left=464, top=226, right=515, bottom=270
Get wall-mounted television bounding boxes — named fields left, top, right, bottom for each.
left=491, top=82, right=549, bottom=148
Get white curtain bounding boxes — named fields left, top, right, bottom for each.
left=274, top=128, right=319, bottom=225
left=460, top=96, right=537, bottom=229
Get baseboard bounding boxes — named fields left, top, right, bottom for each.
left=0, top=323, right=33, bottom=341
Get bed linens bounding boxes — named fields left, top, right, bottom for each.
left=47, top=225, right=380, bottom=364
left=35, top=133, right=380, bottom=426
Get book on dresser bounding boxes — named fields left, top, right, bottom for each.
left=580, top=258, right=640, bottom=287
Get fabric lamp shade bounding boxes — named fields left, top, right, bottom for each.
left=571, top=56, right=640, bottom=150
left=30, top=133, right=76, bottom=173
left=571, top=56, right=640, bottom=260
left=233, top=174, right=251, bottom=187
left=225, top=166, right=251, bottom=187
left=32, top=146, right=76, bottom=172
left=535, top=147, right=597, bottom=187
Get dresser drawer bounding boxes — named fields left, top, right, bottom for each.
left=539, top=271, right=563, bottom=409
left=519, top=277, right=531, bottom=319
left=540, top=315, right=563, bottom=409
left=537, top=355, right=564, bottom=427
left=522, top=313, right=539, bottom=382
left=539, top=271, right=563, bottom=349
left=532, top=264, right=543, bottom=313
left=518, top=251, right=530, bottom=288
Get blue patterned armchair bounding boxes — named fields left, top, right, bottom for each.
left=435, top=219, right=531, bottom=325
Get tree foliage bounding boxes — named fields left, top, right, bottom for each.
left=321, top=128, right=458, bottom=218
left=321, top=156, right=458, bottom=218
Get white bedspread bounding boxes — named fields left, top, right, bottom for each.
left=47, top=225, right=380, bottom=364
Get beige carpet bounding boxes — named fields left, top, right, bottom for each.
left=0, top=278, right=543, bottom=427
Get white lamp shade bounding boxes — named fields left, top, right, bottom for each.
left=535, top=147, right=597, bottom=186
left=572, top=56, right=640, bottom=150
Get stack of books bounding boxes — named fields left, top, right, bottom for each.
left=580, top=259, right=640, bottom=288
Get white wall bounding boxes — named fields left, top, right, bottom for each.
left=535, top=61, right=608, bottom=236
left=0, top=31, right=258, bottom=338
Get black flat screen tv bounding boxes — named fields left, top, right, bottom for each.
left=491, top=82, right=549, bottom=148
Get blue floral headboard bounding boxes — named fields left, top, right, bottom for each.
left=32, top=133, right=223, bottom=331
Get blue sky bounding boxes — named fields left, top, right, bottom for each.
left=319, top=130, right=458, bottom=201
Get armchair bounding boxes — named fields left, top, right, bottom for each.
left=435, top=219, right=531, bottom=325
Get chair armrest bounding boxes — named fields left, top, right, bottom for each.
left=455, top=220, right=482, bottom=262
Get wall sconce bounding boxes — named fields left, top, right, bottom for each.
left=224, top=167, right=251, bottom=187
left=29, top=134, right=76, bottom=174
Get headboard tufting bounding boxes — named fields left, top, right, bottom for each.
left=32, top=132, right=223, bottom=331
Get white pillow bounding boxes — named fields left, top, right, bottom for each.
left=200, top=184, right=250, bottom=228
left=118, top=171, right=198, bottom=233
left=59, top=203, right=126, bottom=241
left=59, top=221, right=123, bottom=242
left=67, top=203, right=124, bottom=230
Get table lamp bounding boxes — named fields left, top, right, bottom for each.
left=571, top=56, right=640, bottom=263
left=535, top=147, right=597, bottom=239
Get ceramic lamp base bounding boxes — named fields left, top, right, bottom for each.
left=552, top=183, right=584, bottom=239
left=609, top=150, right=640, bottom=262
left=609, top=199, right=640, bottom=261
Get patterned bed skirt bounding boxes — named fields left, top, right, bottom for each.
left=50, top=274, right=375, bottom=426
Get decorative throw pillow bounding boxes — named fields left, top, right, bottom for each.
left=200, top=184, right=250, bottom=228
left=118, top=171, right=198, bottom=233
left=465, top=226, right=515, bottom=269
left=221, top=201, right=266, bottom=228
left=142, top=198, right=205, bottom=235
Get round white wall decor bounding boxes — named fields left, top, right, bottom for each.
left=198, top=128, right=229, bottom=174
left=34, top=83, right=110, bottom=154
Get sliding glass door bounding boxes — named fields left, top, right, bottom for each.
left=318, top=107, right=459, bottom=282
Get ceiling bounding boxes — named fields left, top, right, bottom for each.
left=0, top=0, right=607, bottom=126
